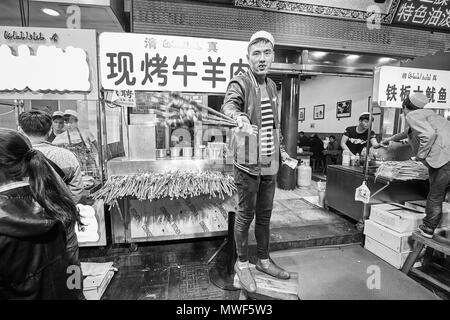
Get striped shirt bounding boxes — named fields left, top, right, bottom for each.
left=260, top=84, right=275, bottom=156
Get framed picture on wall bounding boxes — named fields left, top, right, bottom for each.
left=336, top=100, right=352, bottom=118
left=313, top=104, right=324, bottom=120
left=299, top=108, right=305, bottom=121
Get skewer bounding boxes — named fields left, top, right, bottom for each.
left=169, top=93, right=237, bottom=124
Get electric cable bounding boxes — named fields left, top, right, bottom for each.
left=18, top=0, right=24, bottom=26
left=0, top=108, right=15, bottom=116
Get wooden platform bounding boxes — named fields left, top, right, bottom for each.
left=402, top=232, right=450, bottom=293
left=233, top=264, right=300, bottom=300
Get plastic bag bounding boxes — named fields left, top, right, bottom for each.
left=355, top=181, right=371, bottom=204
left=283, top=157, right=298, bottom=170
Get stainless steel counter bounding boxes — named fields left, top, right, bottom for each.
left=325, top=165, right=429, bottom=222
left=106, top=157, right=234, bottom=176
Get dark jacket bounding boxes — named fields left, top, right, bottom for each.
left=221, top=70, right=287, bottom=175
left=309, top=137, right=325, bottom=160
left=0, top=185, right=78, bottom=300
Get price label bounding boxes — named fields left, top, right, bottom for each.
left=112, top=89, right=136, bottom=108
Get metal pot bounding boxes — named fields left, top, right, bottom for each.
left=156, top=149, right=168, bottom=159
left=182, top=147, right=193, bottom=158
left=194, top=146, right=206, bottom=159
left=170, top=147, right=182, bottom=158
left=208, top=148, right=222, bottom=159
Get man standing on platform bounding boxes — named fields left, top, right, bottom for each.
left=221, top=31, right=296, bottom=293
left=381, top=93, right=450, bottom=238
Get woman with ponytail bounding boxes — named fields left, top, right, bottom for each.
left=0, top=129, right=81, bottom=299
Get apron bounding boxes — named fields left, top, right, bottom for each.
left=63, top=128, right=100, bottom=179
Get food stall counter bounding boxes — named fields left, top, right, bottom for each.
left=326, top=165, right=429, bottom=222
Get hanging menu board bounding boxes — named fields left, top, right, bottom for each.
left=393, top=0, right=450, bottom=32
left=372, top=66, right=450, bottom=109
left=99, top=32, right=249, bottom=93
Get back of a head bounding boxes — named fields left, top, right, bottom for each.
left=19, top=110, right=52, bottom=137
left=0, top=129, right=31, bottom=182
left=403, top=92, right=429, bottom=110
left=0, top=128, right=79, bottom=228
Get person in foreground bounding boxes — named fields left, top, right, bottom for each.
left=381, top=93, right=450, bottom=239
left=222, top=31, right=296, bottom=293
left=0, top=129, right=82, bottom=299
left=18, top=110, right=85, bottom=269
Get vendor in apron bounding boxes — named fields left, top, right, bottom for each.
left=53, top=109, right=99, bottom=179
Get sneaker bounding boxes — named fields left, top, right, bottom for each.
left=255, top=258, right=290, bottom=280
left=234, top=261, right=256, bottom=292
left=418, top=224, right=434, bottom=239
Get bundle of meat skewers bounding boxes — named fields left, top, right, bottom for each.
left=110, top=92, right=239, bottom=128
left=374, top=160, right=429, bottom=181
left=92, top=170, right=237, bottom=207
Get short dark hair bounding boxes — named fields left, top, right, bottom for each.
left=402, top=96, right=419, bottom=111
left=329, top=135, right=336, bottom=140
left=359, top=114, right=372, bottom=121
left=19, top=110, right=52, bottom=137
left=299, top=131, right=305, bottom=135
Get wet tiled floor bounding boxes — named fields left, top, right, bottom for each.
left=81, top=182, right=448, bottom=300
left=83, top=183, right=367, bottom=300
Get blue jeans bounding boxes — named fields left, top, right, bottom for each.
left=424, top=161, right=450, bottom=229
left=234, top=167, right=277, bottom=262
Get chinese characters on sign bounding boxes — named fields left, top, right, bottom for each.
left=394, top=0, right=450, bottom=31
left=99, top=33, right=249, bottom=93
left=112, top=89, right=136, bottom=108
left=373, top=66, right=450, bottom=109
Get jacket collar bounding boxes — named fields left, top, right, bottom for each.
left=0, top=185, right=58, bottom=238
left=246, top=69, right=269, bottom=89
left=0, top=181, right=29, bottom=194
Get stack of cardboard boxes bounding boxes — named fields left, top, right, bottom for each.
left=364, top=203, right=424, bottom=269
left=364, top=201, right=450, bottom=269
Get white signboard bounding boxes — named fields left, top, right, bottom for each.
left=99, top=32, right=249, bottom=93
left=0, top=26, right=98, bottom=100
left=0, top=44, right=90, bottom=92
left=373, top=66, right=449, bottom=109
left=112, top=89, right=136, bottom=108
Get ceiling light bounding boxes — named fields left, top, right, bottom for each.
left=41, top=8, right=60, bottom=16
left=346, top=54, right=359, bottom=60
left=312, top=51, right=327, bottom=58
left=378, top=57, right=392, bottom=64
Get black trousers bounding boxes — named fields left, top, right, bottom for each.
left=233, top=167, right=277, bottom=262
